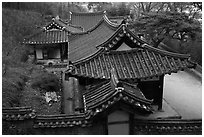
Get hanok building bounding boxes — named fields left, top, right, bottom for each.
left=61, top=23, right=197, bottom=134
left=4, top=11, right=201, bottom=135
left=23, top=11, right=123, bottom=66
left=23, top=16, right=83, bottom=65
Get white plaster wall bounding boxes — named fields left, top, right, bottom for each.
left=36, top=49, right=43, bottom=59
left=108, top=110, right=129, bottom=122
left=116, top=43, right=132, bottom=51
left=108, top=123, right=129, bottom=135
left=163, top=70, right=202, bottom=119
left=107, top=110, right=129, bottom=134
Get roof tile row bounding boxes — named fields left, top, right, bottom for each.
left=70, top=48, right=195, bottom=80
left=70, top=11, right=106, bottom=31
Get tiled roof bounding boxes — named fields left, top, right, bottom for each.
left=44, top=18, right=83, bottom=32
left=69, top=47, right=195, bottom=80
left=134, top=119, right=202, bottom=134
left=23, top=30, right=69, bottom=44
left=69, top=11, right=106, bottom=31
left=68, top=15, right=120, bottom=62
left=66, top=24, right=196, bottom=79
left=23, top=18, right=83, bottom=45
left=108, top=16, right=125, bottom=24
left=2, top=107, right=36, bottom=120
left=83, top=68, right=153, bottom=117
left=34, top=69, right=153, bottom=128
left=34, top=114, right=90, bottom=128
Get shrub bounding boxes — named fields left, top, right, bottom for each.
left=20, top=68, right=62, bottom=115
left=31, top=70, right=60, bottom=93
left=2, top=66, right=30, bottom=107
left=2, top=78, right=22, bottom=107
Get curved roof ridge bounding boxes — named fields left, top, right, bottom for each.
left=95, top=24, right=124, bottom=48
left=85, top=79, right=152, bottom=111
left=95, top=24, right=148, bottom=49
left=44, top=19, right=66, bottom=31
left=107, top=46, right=190, bottom=59
left=68, top=24, right=84, bottom=30
left=70, top=15, right=120, bottom=35
left=122, top=26, right=190, bottom=58
left=69, top=26, right=124, bottom=64
left=108, top=16, right=125, bottom=19
left=93, top=24, right=191, bottom=59
left=125, top=25, right=149, bottom=44
left=43, top=17, right=83, bottom=33
left=70, top=10, right=106, bottom=16
left=143, top=44, right=191, bottom=58
left=73, top=47, right=105, bottom=65
left=120, top=81, right=152, bottom=103
left=103, top=14, right=121, bottom=27
left=24, top=19, right=70, bottom=43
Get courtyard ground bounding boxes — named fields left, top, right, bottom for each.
left=163, top=69, right=202, bottom=119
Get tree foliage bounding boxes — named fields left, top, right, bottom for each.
left=130, top=2, right=202, bottom=65
left=2, top=8, right=60, bottom=109
left=133, top=11, right=201, bottom=47
left=87, top=2, right=111, bottom=12
left=31, top=70, right=60, bottom=92
left=2, top=66, right=30, bottom=107
left=2, top=2, right=87, bottom=19
left=87, top=2, right=131, bottom=17
left=193, top=2, right=202, bottom=11
left=131, top=2, right=202, bottom=19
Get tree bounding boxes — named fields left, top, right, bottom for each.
left=130, top=2, right=169, bottom=19
left=130, top=2, right=202, bottom=20
left=130, top=2, right=202, bottom=65
left=87, top=2, right=111, bottom=12
left=87, top=2, right=131, bottom=17
left=132, top=11, right=201, bottom=48
left=193, top=2, right=202, bottom=11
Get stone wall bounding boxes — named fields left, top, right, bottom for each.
left=133, top=119, right=202, bottom=135
left=2, top=107, right=201, bottom=135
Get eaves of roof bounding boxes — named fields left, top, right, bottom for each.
left=23, top=18, right=84, bottom=45
left=23, top=29, right=69, bottom=45
left=69, top=48, right=195, bottom=80
left=84, top=81, right=152, bottom=109
left=68, top=16, right=120, bottom=62
left=66, top=24, right=196, bottom=80
left=44, top=18, right=82, bottom=33
left=82, top=69, right=153, bottom=118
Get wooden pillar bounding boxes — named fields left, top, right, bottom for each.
left=33, top=45, right=37, bottom=63
left=62, top=72, right=84, bottom=114
left=73, top=78, right=84, bottom=113
left=158, top=75, right=164, bottom=110
left=62, top=73, right=75, bottom=114
left=60, top=44, right=63, bottom=61
left=129, top=114, right=134, bottom=135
